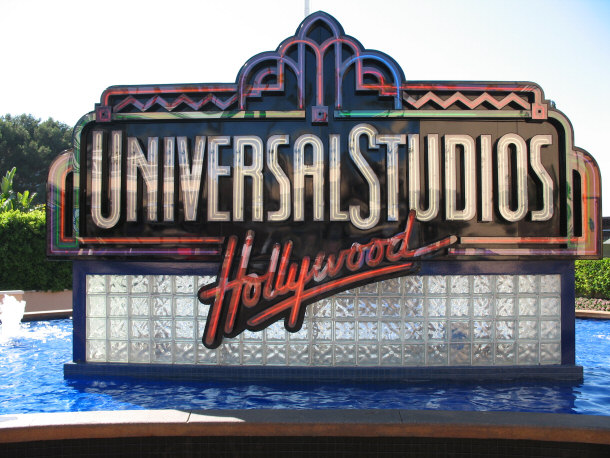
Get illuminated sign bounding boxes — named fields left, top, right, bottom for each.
left=48, top=11, right=601, bottom=348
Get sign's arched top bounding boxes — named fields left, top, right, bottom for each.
left=48, top=11, right=601, bottom=262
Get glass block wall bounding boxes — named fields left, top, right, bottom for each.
left=85, top=274, right=562, bottom=366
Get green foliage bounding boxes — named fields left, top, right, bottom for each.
left=0, top=209, right=71, bottom=291
left=575, top=259, right=610, bottom=299
left=0, top=114, right=72, bottom=203
left=1, top=167, right=38, bottom=212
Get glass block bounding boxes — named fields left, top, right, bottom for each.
left=404, top=298, right=423, bottom=317
left=496, top=275, right=514, bottom=293
left=450, top=276, right=469, bottom=294
left=109, top=319, right=128, bottom=339
left=428, top=321, right=446, bottom=340
left=311, top=299, right=332, bottom=318
left=197, top=344, right=218, bottom=364
left=175, top=320, right=195, bottom=340
left=129, top=341, right=150, bottom=363
left=541, top=297, right=560, bottom=316
left=197, top=320, right=207, bottom=339
left=473, top=275, right=492, bottom=294
left=87, top=296, right=106, bottom=317
left=427, top=276, right=446, bottom=294
left=287, top=344, right=310, bottom=365
left=540, top=275, right=561, bottom=293
left=87, top=318, right=106, bottom=339
left=357, top=321, right=378, bottom=340
left=131, top=275, right=149, bottom=293
left=380, top=344, right=402, bottom=365
left=426, top=344, right=447, bottom=365
left=427, top=298, right=446, bottom=317
left=153, top=275, right=172, bottom=294
left=357, top=344, right=379, bottom=365
left=336, top=288, right=355, bottom=296
left=175, top=297, right=195, bottom=317
left=404, top=276, right=424, bottom=294
left=334, top=321, right=355, bottom=341
left=109, top=275, right=127, bottom=293
left=518, top=297, right=537, bottom=316
left=518, top=320, right=538, bottom=340
left=404, top=321, right=424, bottom=340
left=87, top=275, right=107, bottom=293
left=289, top=322, right=308, bottom=341
left=243, top=328, right=263, bottom=341
left=86, top=340, right=106, bottom=362
left=198, top=275, right=216, bottom=287
left=495, top=320, right=514, bottom=340
left=334, top=297, right=355, bottom=318
left=153, top=320, right=173, bottom=339
left=311, top=344, right=333, bottom=365
left=173, top=342, right=195, bottom=363
left=540, top=343, right=561, bottom=364
left=174, top=276, right=195, bottom=294
left=153, top=342, right=173, bottom=363
left=130, top=319, right=150, bottom=339
left=265, top=321, right=287, bottom=341
left=359, top=281, right=378, bottom=295
left=380, top=322, right=400, bottom=341
left=312, top=321, right=332, bottom=341
left=473, top=297, right=492, bottom=317
left=518, top=343, right=539, bottom=364
left=380, top=297, right=401, bottom=317
left=108, top=341, right=128, bottom=362
left=403, top=344, right=424, bottom=365
left=380, top=277, right=401, bottom=295
left=541, top=320, right=561, bottom=340
left=109, top=296, right=128, bottom=316
left=450, top=321, right=470, bottom=341
left=242, top=343, right=264, bottom=365
left=219, top=343, right=241, bottom=364
left=518, top=275, right=537, bottom=293
left=495, top=343, right=516, bottom=364
left=334, top=344, right=356, bottom=365
left=496, top=297, right=514, bottom=317
left=472, top=343, right=492, bottom=365
left=473, top=321, right=492, bottom=340
left=153, top=296, right=172, bottom=316
left=450, top=343, right=471, bottom=365
left=130, top=297, right=150, bottom=317
left=198, top=302, right=210, bottom=317
left=358, top=297, right=378, bottom=317
left=450, top=298, right=469, bottom=317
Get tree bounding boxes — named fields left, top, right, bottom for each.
left=0, top=167, right=37, bottom=212
left=0, top=114, right=72, bottom=203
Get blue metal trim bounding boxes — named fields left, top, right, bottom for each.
left=72, top=261, right=87, bottom=363
left=561, top=263, right=576, bottom=365
left=64, top=362, right=583, bottom=383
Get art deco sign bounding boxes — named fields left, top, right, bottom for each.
left=48, top=12, right=601, bottom=347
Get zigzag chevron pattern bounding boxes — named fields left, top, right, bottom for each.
left=113, top=93, right=238, bottom=113
left=403, top=91, right=531, bottom=111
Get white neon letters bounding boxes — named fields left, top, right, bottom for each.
left=90, top=127, right=555, bottom=229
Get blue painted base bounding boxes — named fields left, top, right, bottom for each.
left=64, top=362, right=583, bottom=383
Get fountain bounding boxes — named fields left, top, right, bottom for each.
left=0, top=292, right=26, bottom=339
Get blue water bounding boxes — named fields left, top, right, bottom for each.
left=0, top=319, right=609, bottom=415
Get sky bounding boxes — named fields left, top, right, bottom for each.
left=1, top=0, right=609, bottom=212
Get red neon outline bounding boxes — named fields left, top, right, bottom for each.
left=77, top=237, right=224, bottom=245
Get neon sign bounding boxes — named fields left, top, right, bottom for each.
left=48, top=11, right=601, bottom=347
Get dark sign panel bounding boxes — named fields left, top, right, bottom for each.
left=48, top=12, right=601, bottom=347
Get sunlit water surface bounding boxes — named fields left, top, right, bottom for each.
left=1, top=319, right=609, bottom=415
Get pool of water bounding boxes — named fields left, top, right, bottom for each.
left=1, top=319, right=609, bottom=415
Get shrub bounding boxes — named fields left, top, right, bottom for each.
left=575, top=259, right=610, bottom=299
left=0, top=209, right=71, bottom=291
